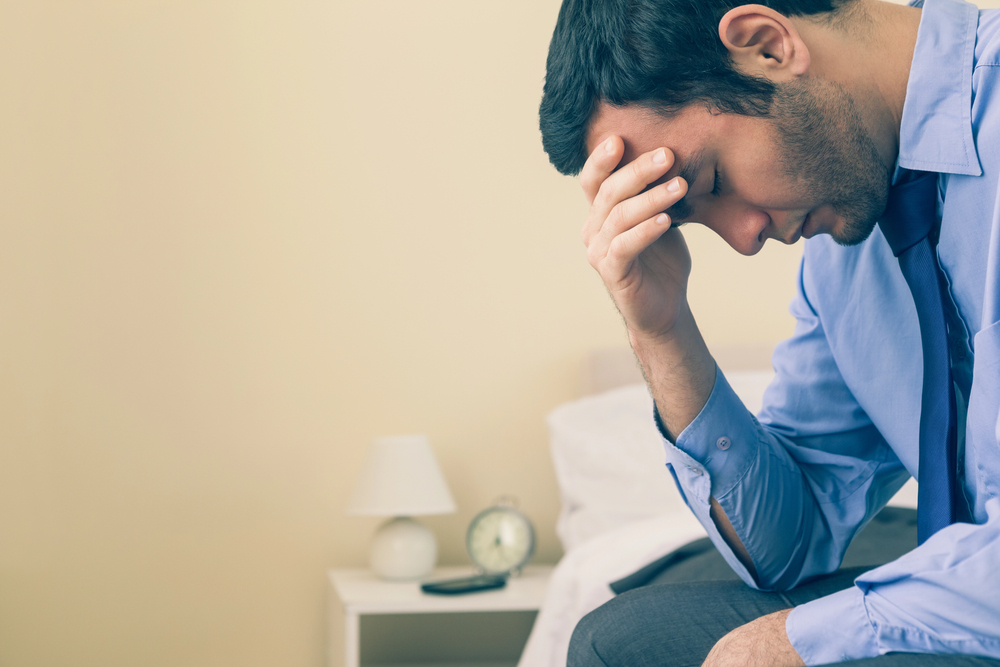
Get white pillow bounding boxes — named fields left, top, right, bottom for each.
left=548, top=384, right=678, bottom=551
left=547, top=371, right=775, bottom=552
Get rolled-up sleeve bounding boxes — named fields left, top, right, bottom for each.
left=661, top=257, right=909, bottom=592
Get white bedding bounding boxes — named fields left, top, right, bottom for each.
left=518, top=510, right=708, bottom=667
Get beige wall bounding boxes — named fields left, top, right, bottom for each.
left=2, top=0, right=994, bottom=665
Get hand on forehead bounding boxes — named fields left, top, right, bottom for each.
left=586, top=103, right=715, bottom=181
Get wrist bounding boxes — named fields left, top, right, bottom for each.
left=627, top=306, right=716, bottom=439
left=628, top=305, right=712, bottom=385
left=626, top=296, right=695, bottom=349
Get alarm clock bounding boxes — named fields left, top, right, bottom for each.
left=466, top=499, right=536, bottom=575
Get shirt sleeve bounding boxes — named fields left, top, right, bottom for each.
left=661, top=251, right=1000, bottom=663
left=662, top=258, right=911, bottom=591
left=787, top=499, right=1000, bottom=664
left=788, top=307, right=1000, bottom=662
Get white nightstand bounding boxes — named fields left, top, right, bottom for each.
left=328, top=565, right=553, bottom=667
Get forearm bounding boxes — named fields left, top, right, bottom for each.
left=629, top=303, right=715, bottom=441
left=628, top=307, right=759, bottom=576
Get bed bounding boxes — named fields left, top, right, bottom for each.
left=516, top=347, right=918, bottom=667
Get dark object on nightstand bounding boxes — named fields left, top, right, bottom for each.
left=421, top=573, right=508, bottom=595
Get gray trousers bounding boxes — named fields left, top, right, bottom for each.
left=568, top=509, right=1000, bottom=667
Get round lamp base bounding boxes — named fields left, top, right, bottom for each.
left=369, top=516, right=437, bottom=581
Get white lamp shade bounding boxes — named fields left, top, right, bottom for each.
left=346, top=435, right=456, bottom=516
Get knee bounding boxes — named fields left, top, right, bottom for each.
left=567, top=587, right=689, bottom=667
left=566, top=581, right=745, bottom=667
left=567, top=598, right=618, bottom=667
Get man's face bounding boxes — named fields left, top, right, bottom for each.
left=585, top=78, right=892, bottom=256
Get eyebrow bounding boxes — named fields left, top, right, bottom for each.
left=665, top=150, right=705, bottom=223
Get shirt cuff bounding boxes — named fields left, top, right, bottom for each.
left=664, top=365, right=765, bottom=499
left=786, top=586, right=880, bottom=665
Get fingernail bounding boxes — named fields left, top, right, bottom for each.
left=653, top=149, right=666, bottom=165
left=667, top=178, right=681, bottom=194
left=605, top=138, right=615, bottom=153
left=656, top=213, right=669, bottom=225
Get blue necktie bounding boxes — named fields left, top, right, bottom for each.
left=878, top=171, right=957, bottom=544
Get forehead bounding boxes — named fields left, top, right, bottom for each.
left=585, top=103, right=718, bottom=167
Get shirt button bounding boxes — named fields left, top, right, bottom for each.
left=687, top=466, right=703, bottom=476
left=716, top=436, right=731, bottom=451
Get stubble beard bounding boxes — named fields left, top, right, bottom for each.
left=769, top=78, right=892, bottom=247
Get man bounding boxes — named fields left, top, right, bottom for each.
left=538, top=0, right=1000, bottom=665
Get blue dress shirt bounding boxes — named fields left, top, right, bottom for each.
left=663, top=0, right=1000, bottom=662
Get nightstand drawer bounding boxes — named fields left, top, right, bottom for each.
left=360, top=611, right=537, bottom=667
left=328, top=567, right=552, bottom=667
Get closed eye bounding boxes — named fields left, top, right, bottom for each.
left=670, top=169, right=720, bottom=229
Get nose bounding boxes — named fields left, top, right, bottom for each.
left=707, top=207, right=772, bottom=256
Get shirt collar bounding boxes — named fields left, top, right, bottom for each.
left=895, top=0, right=982, bottom=180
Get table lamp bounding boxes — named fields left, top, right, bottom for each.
left=346, top=434, right=456, bottom=580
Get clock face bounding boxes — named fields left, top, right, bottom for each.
left=466, top=507, right=535, bottom=574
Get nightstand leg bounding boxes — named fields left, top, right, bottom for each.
left=327, top=589, right=350, bottom=667
left=345, top=612, right=360, bottom=667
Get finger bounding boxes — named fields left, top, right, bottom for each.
left=601, top=214, right=678, bottom=281
left=585, top=174, right=687, bottom=262
left=594, top=147, right=675, bottom=215
left=599, top=176, right=687, bottom=246
left=580, top=135, right=624, bottom=206
left=582, top=147, right=676, bottom=245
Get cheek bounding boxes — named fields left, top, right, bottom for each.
left=720, top=122, right=801, bottom=204
left=729, top=160, right=807, bottom=210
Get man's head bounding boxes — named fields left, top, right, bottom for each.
left=540, top=0, right=855, bottom=176
left=540, top=0, right=894, bottom=251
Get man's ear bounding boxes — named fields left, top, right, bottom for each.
left=718, top=4, right=810, bottom=81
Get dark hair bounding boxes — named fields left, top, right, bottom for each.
left=539, top=0, right=851, bottom=175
